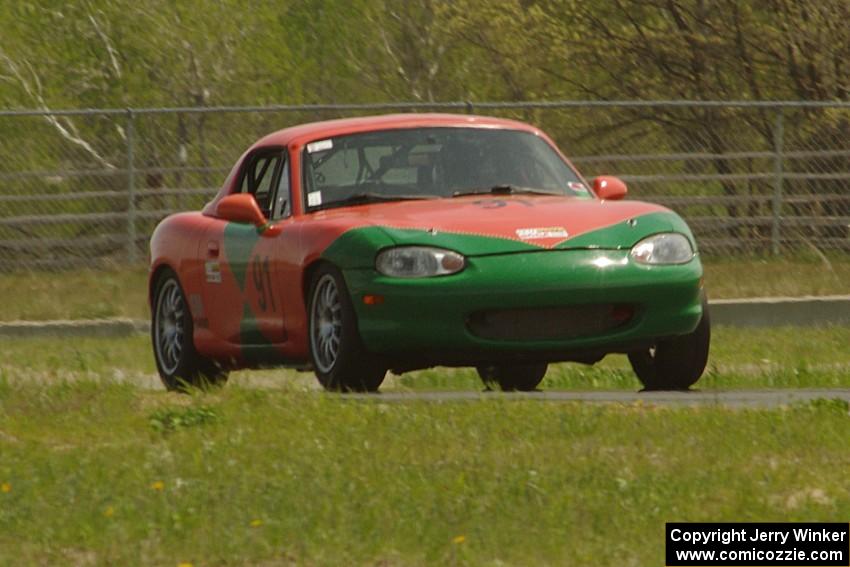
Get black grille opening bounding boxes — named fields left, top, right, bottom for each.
left=466, top=304, right=635, bottom=341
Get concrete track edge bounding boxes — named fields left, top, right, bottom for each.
left=2, top=296, right=850, bottom=338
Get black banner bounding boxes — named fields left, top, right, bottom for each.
left=666, top=523, right=849, bottom=566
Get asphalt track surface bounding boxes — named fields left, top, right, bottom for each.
left=29, top=368, right=846, bottom=408
left=341, top=389, right=850, bottom=408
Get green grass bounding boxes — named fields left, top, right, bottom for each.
left=3, top=325, right=850, bottom=391
left=0, top=266, right=150, bottom=321
left=1, top=382, right=849, bottom=565
left=1, top=253, right=849, bottom=321
left=703, top=253, right=850, bottom=299
left=2, top=294, right=849, bottom=564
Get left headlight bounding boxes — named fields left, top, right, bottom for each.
left=630, top=233, right=694, bottom=265
left=376, top=246, right=466, bottom=278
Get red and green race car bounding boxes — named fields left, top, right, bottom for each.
left=149, top=113, right=709, bottom=392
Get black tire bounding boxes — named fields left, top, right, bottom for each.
left=476, top=363, right=548, bottom=392
left=308, top=264, right=386, bottom=392
left=151, top=269, right=228, bottom=392
left=628, top=299, right=711, bottom=391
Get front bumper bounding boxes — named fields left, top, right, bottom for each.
left=344, top=249, right=703, bottom=363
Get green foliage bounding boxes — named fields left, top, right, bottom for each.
left=149, top=405, right=219, bottom=434
left=3, top=2, right=847, bottom=109
left=1, top=2, right=849, bottom=263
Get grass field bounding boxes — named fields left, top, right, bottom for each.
left=1, top=253, right=849, bottom=322
left=1, top=381, right=849, bottom=565
left=3, top=325, right=850, bottom=391
left=2, top=257, right=849, bottom=564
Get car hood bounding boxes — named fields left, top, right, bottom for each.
left=313, top=195, right=693, bottom=259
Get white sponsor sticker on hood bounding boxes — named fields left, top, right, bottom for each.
left=516, top=227, right=569, bottom=240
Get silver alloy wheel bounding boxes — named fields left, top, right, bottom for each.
left=154, top=279, right=185, bottom=375
left=310, top=273, right=343, bottom=373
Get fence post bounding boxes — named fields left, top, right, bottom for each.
left=770, top=109, right=784, bottom=256
left=126, top=109, right=137, bottom=263
left=465, top=101, right=474, bottom=115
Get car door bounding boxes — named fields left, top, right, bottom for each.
left=202, top=148, right=292, bottom=352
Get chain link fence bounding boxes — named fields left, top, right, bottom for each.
left=1, top=101, right=849, bottom=270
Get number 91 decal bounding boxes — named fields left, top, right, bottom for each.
left=252, top=256, right=277, bottom=312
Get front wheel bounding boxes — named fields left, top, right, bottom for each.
left=152, top=269, right=228, bottom=392
left=628, top=299, right=711, bottom=391
left=308, top=264, right=386, bottom=392
left=477, top=363, right=548, bottom=391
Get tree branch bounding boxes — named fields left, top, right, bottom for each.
left=0, top=50, right=116, bottom=169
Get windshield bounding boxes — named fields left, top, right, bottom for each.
left=301, top=127, right=591, bottom=211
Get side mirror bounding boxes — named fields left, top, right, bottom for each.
left=593, top=176, right=628, bottom=201
left=216, top=194, right=283, bottom=236
left=216, top=194, right=267, bottom=227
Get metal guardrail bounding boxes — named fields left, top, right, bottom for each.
left=1, top=100, right=849, bottom=270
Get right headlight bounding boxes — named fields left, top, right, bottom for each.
left=376, top=246, right=466, bottom=278
left=630, top=233, right=694, bottom=265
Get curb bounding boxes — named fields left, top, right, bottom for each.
left=0, top=318, right=149, bottom=338
left=709, top=295, right=850, bottom=327
left=2, top=297, right=850, bottom=338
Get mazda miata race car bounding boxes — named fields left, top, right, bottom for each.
left=149, top=113, right=710, bottom=392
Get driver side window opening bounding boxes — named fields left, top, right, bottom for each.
left=238, top=149, right=290, bottom=219
left=272, top=159, right=291, bottom=219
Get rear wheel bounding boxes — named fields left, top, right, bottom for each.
left=477, top=363, right=548, bottom=391
left=308, top=264, right=386, bottom=392
left=152, top=269, right=228, bottom=391
left=628, top=299, right=711, bottom=391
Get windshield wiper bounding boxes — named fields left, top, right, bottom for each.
left=451, top=185, right=561, bottom=197
left=319, top=193, right=435, bottom=210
